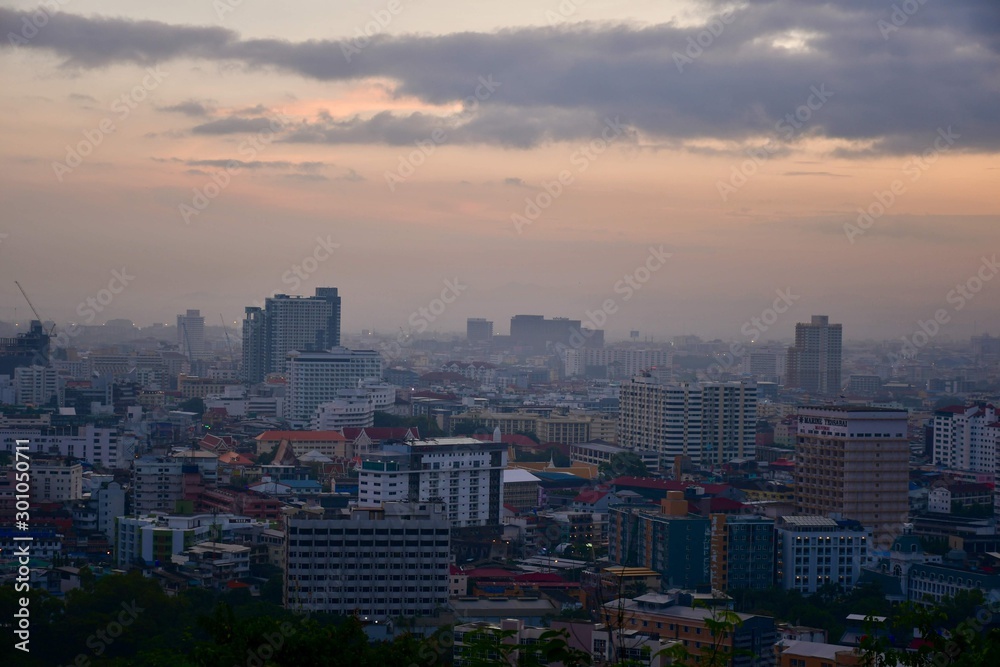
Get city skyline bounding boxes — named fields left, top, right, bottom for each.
left=0, top=1, right=997, bottom=341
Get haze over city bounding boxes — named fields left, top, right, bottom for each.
left=1, top=0, right=998, bottom=341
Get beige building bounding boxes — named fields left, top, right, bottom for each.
left=795, top=406, right=909, bottom=546
left=32, top=458, right=83, bottom=502
left=254, top=430, right=352, bottom=458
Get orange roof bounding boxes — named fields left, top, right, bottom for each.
left=256, top=431, right=347, bottom=442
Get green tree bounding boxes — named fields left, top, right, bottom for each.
left=599, top=452, right=649, bottom=479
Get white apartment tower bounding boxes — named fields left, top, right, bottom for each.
left=618, top=376, right=703, bottom=465
left=932, top=404, right=998, bottom=474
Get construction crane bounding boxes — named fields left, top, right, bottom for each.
left=14, top=281, right=55, bottom=335
left=220, top=314, right=235, bottom=360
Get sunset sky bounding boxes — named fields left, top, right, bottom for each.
left=0, top=0, right=997, bottom=342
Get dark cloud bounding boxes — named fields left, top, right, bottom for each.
left=159, top=99, right=215, bottom=117
left=3, top=2, right=998, bottom=153
left=504, top=177, right=526, bottom=187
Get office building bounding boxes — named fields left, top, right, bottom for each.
left=132, top=457, right=185, bottom=514
left=618, top=376, right=702, bottom=465
left=286, top=347, right=382, bottom=426
left=775, top=516, right=871, bottom=594
left=358, top=437, right=507, bottom=528
left=794, top=406, right=909, bottom=547
left=608, top=492, right=710, bottom=590
left=510, top=314, right=603, bottom=352
left=241, top=287, right=342, bottom=382
left=176, top=309, right=208, bottom=360
left=701, top=381, right=757, bottom=464
left=785, top=315, right=842, bottom=395
left=466, top=318, right=493, bottom=342
left=710, top=514, right=775, bottom=592
left=284, top=502, right=450, bottom=620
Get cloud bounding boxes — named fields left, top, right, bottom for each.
left=3, top=2, right=999, bottom=153
left=504, top=177, right=526, bottom=187
left=159, top=99, right=215, bottom=117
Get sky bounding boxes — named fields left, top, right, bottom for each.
left=0, top=0, right=998, bottom=343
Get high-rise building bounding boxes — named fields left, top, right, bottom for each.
left=618, top=376, right=702, bottom=465
left=358, top=437, right=507, bottom=528
left=785, top=315, right=842, bottom=395
left=794, top=406, right=909, bottom=547
left=701, top=381, right=757, bottom=464
left=132, top=457, right=185, bottom=514
left=608, top=492, right=711, bottom=590
left=312, top=389, right=376, bottom=431
left=466, top=318, right=493, bottom=342
left=932, top=404, right=998, bottom=474
left=176, top=309, right=208, bottom=360
left=710, top=514, right=775, bottom=592
left=284, top=502, right=450, bottom=620
left=774, top=516, right=871, bottom=593
left=286, top=348, right=382, bottom=426
left=241, top=288, right=342, bottom=383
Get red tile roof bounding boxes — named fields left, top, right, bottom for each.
left=573, top=490, right=609, bottom=505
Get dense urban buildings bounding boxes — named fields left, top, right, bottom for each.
left=786, top=316, right=843, bottom=396
left=794, top=407, right=909, bottom=546
left=509, top=314, right=604, bottom=352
